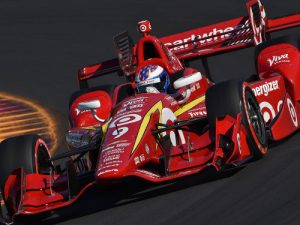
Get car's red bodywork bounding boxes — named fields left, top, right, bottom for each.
left=1, top=0, right=300, bottom=221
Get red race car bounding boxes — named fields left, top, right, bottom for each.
left=1, top=0, right=300, bottom=223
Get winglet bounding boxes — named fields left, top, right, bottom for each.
left=247, top=0, right=267, bottom=45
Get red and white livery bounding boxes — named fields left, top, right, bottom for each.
left=1, top=0, right=300, bottom=223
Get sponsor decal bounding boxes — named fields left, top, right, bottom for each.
left=136, top=169, right=160, bottom=178
left=116, top=109, right=143, bottom=116
left=122, top=97, right=147, bottom=107
left=252, top=80, right=279, bottom=97
left=115, top=97, right=147, bottom=115
left=188, top=110, right=207, bottom=118
left=103, top=154, right=120, bottom=163
left=97, top=169, right=118, bottom=176
left=117, top=106, right=142, bottom=114
left=165, top=95, right=177, bottom=106
left=136, top=78, right=160, bottom=87
left=106, top=140, right=128, bottom=146
left=102, top=149, right=125, bottom=157
left=190, top=82, right=201, bottom=92
left=174, top=95, right=206, bottom=117
left=104, top=160, right=123, bottom=165
left=267, top=54, right=290, bottom=67
left=164, top=21, right=251, bottom=51
left=134, top=154, right=146, bottom=165
left=102, top=146, right=115, bottom=152
left=101, top=143, right=130, bottom=166
left=287, top=98, right=298, bottom=127
left=101, top=163, right=121, bottom=169
left=116, top=143, right=131, bottom=148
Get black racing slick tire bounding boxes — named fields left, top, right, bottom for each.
left=206, top=80, right=268, bottom=159
left=0, top=134, right=51, bottom=191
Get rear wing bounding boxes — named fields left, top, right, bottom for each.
left=160, top=0, right=300, bottom=60
left=160, top=16, right=254, bottom=61
left=267, top=13, right=300, bottom=32
left=77, top=32, right=135, bottom=89
left=77, top=0, right=300, bottom=88
left=77, top=58, right=120, bottom=89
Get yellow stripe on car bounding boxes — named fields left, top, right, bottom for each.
left=131, top=101, right=163, bottom=154
left=174, top=95, right=205, bottom=117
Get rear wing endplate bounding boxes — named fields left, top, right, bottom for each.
left=113, top=31, right=136, bottom=76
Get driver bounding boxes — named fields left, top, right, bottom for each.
left=135, top=65, right=170, bottom=94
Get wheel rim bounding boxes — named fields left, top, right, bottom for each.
left=38, top=147, right=51, bottom=174
left=245, top=91, right=266, bottom=146
left=35, top=139, right=52, bottom=174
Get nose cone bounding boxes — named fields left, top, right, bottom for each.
left=95, top=95, right=159, bottom=182
left=95, top=142, right=133, bottom=182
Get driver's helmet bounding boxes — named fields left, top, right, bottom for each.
left=135, top=65, right=170, bottom=93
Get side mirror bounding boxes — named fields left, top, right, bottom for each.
left=77, top=100, right=106, bottom=123
left=173, top=72, right=202, bottom=90
left=78, top=100, right=101, bottom=111
left=173, top=72, right=202, bottom=104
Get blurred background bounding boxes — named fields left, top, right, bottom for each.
left=0, top=1, right=300, bottom=224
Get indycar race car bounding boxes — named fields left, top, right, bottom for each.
left=1, top=0, right=300, bottom=223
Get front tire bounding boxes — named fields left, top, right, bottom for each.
left=206, top=80, right=268, bottom=159
left=0, top=134, right=51, bottom=191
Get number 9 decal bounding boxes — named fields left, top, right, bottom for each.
left=109, top=114, right=142, bottom=139
left=112, top=127, right=129, bottom=139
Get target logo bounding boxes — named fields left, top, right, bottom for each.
left=287, top=98, right=298, bottom=127
left=137, top=20, right=151, bottom=34
left=259, top=99, right=298, bottom=127
left=259, top=101, right=276, bottom=123
left=139, top=25, right=147, bottom=32
left=109, top=114, right=142, bottom=139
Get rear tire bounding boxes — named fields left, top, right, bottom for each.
left=0, top=134, right=51, bottom=191
left=206, top=80, right=268, bottom=159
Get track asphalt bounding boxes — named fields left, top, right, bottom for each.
left=1, top=0, right=300, bottom=224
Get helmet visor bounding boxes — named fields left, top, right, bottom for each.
left=136, top=76, right=167, bottom=93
